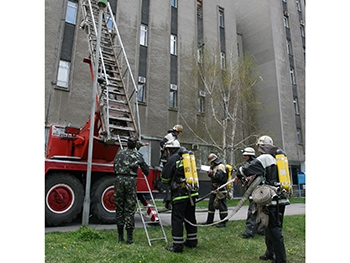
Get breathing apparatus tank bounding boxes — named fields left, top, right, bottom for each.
left=275, top=149, right=292, bottom=192
left=189, top=151, right=199, bottom=190
left=182, top=150, right=193, bottom=184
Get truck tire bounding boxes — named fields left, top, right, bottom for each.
left=45, top=173, right=84, bottom=226
left=91, top=176, right=116, bottom=224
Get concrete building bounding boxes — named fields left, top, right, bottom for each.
left=45, top=0, right=305, bottom=186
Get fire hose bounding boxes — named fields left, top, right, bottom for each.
left=184, top=176, right=263, bottom=227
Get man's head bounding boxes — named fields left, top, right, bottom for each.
left=242, top=147, right=256, bottom=162
left=127, top=136, right=138, bottom=149
left=256, top=135, right=276, bottom=154
left=172, top=124, right=183, bottom=136
left=207, top=153, right=222, bottom=165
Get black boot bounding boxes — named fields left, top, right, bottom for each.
left=126, top=228, right=134, bottom=244
left=202, top=213, right=214, bottom=225
left=118, top=226, right=124, bottom=242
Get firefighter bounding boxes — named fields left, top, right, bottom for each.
left=240, top=147, right=265, bottom=238
left=161, top=139, right=198, bottom=253
left=237, top=135, right=289, bottom=263
left=159, top=124, right=183, bottom=165
left=203, top=153, right=228, bottom=228
left=113, top=136, right=150, bottom=244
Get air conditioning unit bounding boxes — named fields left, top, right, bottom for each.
left=170, top=84, right=178, bottom=90
left=192, top=144, right=198, bottom=150
left=300, top=20, right=305, bottom=26
left=138, top=76, right=146, bottom=83
left=199, top=90, right=206, bottom=97
left=283, top=11, right=289, bottom=16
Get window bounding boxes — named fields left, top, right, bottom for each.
left=169, top=84, right=178, bottom=108
left=293, top=97, right=299, bottom=115
left=170, top=34, right=177, bottom=55
left=290, top=67, right=296, bottom=84
left=65, top=1, right=78, bottom=25
left=296, top=0, right=301, bottom=11
left=220, top=52, right=226, bottom=69
left=198, top=90, right=206, bottom=113
left=171, top=0, right=177, bottom=8
left=140, top=24, right=148, bottom=46
left=197, top=48, right=203, bottom=63
left=106, top=14, right=114, bottom=32
left=283, top=15, right=289, bottom=28
left=137, top=83, right=146, bottom=102
left=300, top=25, right=305, bottom=37
left=286, top=39, right=292, bottom=55
left=138, top=76, right=146, bottom=102
left=218, top=9, right=224, bottom=28
left=57, top=60, right=71, bottom=88
left=296, top=128, right=302, bottom=144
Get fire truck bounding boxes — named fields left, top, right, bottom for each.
left=45, top=0, right=161, bottom=226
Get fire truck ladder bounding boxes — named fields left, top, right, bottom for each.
left=136, top=175, right=168, bottom=246
left=80, top=0, right=141, bottom=145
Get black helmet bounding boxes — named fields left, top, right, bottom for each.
left=127, top=136, right=138, bottom=149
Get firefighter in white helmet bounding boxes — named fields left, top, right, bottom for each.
left=237, top=135, right=289, bottom=262
left=240, top=147, right=265, bottom=238
left=203, top=153, right=228, bottom=228
left=159, top=124, right=183, bottom=165
left=160, top=139, right=198, bottom=253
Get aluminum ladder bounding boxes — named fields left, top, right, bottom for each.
left=136, top=174, right=168, bottom=246
left=80, top=0, right=140, bottom=145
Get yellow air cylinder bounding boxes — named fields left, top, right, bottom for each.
left=189, top=151, right=199, bottom=189
left=182, top=151, right=193, bottom=186
left=276, top=152, right=292, bottom=191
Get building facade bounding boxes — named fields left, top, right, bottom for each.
left=45, top=0, right=305, bottom=185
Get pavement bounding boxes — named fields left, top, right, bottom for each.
left=45, top=203, right=305, bottom=233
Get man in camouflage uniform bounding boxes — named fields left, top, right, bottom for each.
left=114, top=136, right=149, bottom=244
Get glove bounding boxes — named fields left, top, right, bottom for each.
left=165, top=201, right=172, bottom=210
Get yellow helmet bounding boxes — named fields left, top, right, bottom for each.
left=256, top=135, right=273, bottom=146
left=172, top=124, right=183, bottom=133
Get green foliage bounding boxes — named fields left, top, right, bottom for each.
left=46, top=213, right=305, bottom=263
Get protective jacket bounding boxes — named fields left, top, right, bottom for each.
left=208, top=163, right=228, bottom=189
left=161, top=150, right=198, bottom=202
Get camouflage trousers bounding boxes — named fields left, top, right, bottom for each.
left=114, top=175, right=137, bottom=230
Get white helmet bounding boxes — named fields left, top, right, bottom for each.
left=165, top=139, right=181, bottom=148
left=172, top=124, right=183, bottom=133
left=256, top=135, right=273, bottom=146
left=208, top=153, right=218, bottom=163
left=242, top=147, right=256, bottom=156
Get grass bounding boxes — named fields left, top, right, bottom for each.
left=45, top=198, right=305, bottom=263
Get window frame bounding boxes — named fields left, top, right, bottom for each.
left=65, top=1, right=78, bottom=25
left=171, top=0, right=177, bottom=8
left=57, top=60, right=71, bottom=89
left=170, top=34, right=177, bottom=55
left=293, top=97, right=300, bottom=115
left=140, top=24, right=148, bottom=46
left=218, top=8, right=224, bottom=28
left=169, top=84, right=178, bottom=109
left=290, top=67, right=296, bottom=85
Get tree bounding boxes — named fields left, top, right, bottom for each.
left=180, top=47, right=262, bottom=166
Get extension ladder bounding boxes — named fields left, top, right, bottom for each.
left=136, top=174, right=168, bottom=246
left=80, top=0, right=140, bottom=145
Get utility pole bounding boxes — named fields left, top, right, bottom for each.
left=82, top=0, right=108, bottom=226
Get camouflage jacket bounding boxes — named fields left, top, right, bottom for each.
left=114, top=148, right=149, bottom=176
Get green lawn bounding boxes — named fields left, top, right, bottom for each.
left=45, top=198, right=305, bottom=263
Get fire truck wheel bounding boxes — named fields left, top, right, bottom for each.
left=91, top=176, right=116, bottom=224
left=45, top=173, right=84, bottom=226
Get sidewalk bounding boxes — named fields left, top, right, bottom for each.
left=45, top=203, right=305, bottom=233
